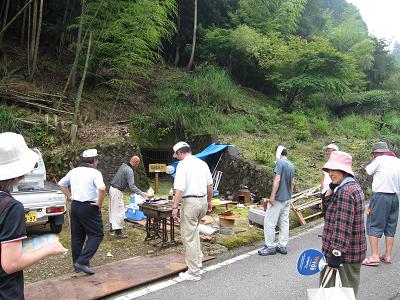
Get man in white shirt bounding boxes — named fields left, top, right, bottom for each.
left=363, top=142, right=400, bottom=266
left=58, top=149, right=106, bottom=275
left=171, top=142, right=213, bottom=281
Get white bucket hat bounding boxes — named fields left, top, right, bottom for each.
left=325, top=143, right=339, bottom=151
left=172, top=141, right=190, bottom=158
left=81, top=149, right=99, bottom=158
left=0, top=132, right=39, bottom=181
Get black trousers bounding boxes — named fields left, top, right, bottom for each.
left=70, top=201, right=104, bottom=266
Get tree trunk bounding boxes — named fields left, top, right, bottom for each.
left=58, top=0, right=70, bottom=63
left=283, top=88, right=299, bottom=112
left=29, top=0, right=43, bottom=81
left=71, top=0, right=85, bottom=89
left=27, top=1, right=31, bottom=75
left=30, top=0, right=37, bottom=61
left=74, top=31, right=92, bottom=125
left=173, top=15, right=180, bottom=67
left=21, top=2, right=27, bottom=48
left=0, top=0, right=10, bottom=48
left=187, top=0, right=197, bottom=71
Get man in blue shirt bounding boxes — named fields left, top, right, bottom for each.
left=259, top=145, right=295, bottom=256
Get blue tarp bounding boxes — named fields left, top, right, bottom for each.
left=171, top=143, right=232, bottom=176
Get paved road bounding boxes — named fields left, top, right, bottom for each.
left=112, top=220, right=400, bottom=300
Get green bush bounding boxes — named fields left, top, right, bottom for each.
left=312, top=118, right=330, bottom=135
left=336, top=114, right=377, bottom=139
left=0, top=105, right=21, bottom=133
left=286, top=113, right=311, bottom=141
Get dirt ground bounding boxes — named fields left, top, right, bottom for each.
left=24, top=195, right=259, bottom=284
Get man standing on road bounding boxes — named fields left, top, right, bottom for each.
left=58, top=149, right=106, bottom=275
left=259, top=145, right=295, bottom=256
left=109, top=155, right=148, bottom=238
left=171, top=141, right=213, bottom=281
left=363, top=142, right=400, bottom=266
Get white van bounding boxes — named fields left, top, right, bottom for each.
left=11, top=148, right=67, bottom=233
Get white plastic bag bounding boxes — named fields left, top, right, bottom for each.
left=307, top=267, right=356, bottom=300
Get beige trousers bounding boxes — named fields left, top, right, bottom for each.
left=180, top=197, right=208, bottom=276
left=109, top=186, right=125, bottom=230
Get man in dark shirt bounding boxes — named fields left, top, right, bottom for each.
left=109, top=156, right=148, bottom=238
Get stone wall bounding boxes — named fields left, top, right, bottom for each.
left=45, top=141, right=149, bottom=191
left=218, top=147, right=274, bottom=200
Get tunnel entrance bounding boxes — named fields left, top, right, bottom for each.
left=141, top=148, right=174, bottom=177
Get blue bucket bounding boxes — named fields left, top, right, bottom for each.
left=126, top=207, right=145, bottom=221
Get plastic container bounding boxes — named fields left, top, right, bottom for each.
left=125, top=207, right=145, bottom=221
left=197, top=224, right=216, bottom=235
left=219, top=227, right=234, bottom=235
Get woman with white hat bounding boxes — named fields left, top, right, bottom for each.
left=0, top=132, right=66, bottom=300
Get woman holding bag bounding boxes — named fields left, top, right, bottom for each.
left=320, top=151, right=366, bottom=296
left=0, top=132, right=66, bottom=300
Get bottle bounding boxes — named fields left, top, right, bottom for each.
left=130, top=194, right=135, bottom=203
left=168, top=188, right=174, bottom=200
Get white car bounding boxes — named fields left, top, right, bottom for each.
left=11, top=148, right=66, bottom=233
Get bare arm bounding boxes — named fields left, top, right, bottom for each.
left=291, top=178, right=295, bottom=193
left=269, top=174, right=281, bottom=203
left=320, top=173, right=324, bottom=190
left=1, top=240, right=66, bottom=274
left=172, top=190, right=183, bottom=221
left=96, top=187, right=106, bottom=208
left=59, top=186, right=71, bottom=200
left=207, top=184, right=213, bottom=212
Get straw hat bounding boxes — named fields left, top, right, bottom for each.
left=322, top=151, right=354, bottom=177
left=0, top=132, right=39, bottom=181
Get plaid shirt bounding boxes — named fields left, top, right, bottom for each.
left=322, top=181, right=366, bottom=263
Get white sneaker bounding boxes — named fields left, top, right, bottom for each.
left=178, top=271, right=201, bottom=281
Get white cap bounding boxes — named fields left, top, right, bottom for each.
left=81, top=149, right=99, bottom=158
left=0, top=132, right=39, bottom=180
left=173, top=141, right=190, bottom=158
left=325, top=144, right=338, bottom=151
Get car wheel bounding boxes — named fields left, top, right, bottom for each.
left=50, top=219, right=63, bottom=234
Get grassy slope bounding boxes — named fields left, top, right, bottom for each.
left=137, top=65, right=400, bottom=192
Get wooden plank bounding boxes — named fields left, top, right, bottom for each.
left=25, top=252, right=214, bottom=300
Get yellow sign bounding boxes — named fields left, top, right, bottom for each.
left=149, top=163, right=166, bottom=173
left=25, top=211, right=37, bottom=223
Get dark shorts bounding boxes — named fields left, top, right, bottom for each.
left=366, top=192, right=399, bottom=237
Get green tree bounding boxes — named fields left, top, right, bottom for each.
left=83, top=0, right=177, bottom=88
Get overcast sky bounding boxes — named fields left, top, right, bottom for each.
left=346, top=0, right=399, bottom=47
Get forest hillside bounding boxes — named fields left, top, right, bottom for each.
left=0, top=0, right=399, bottom=190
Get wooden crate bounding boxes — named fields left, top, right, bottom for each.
left=290, top=186, right=322, bottom=225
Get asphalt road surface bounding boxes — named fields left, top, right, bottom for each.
left=112, top=219, right=400, bottom=300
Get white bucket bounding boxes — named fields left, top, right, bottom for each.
left=198, top=224, right=216, bottom=235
